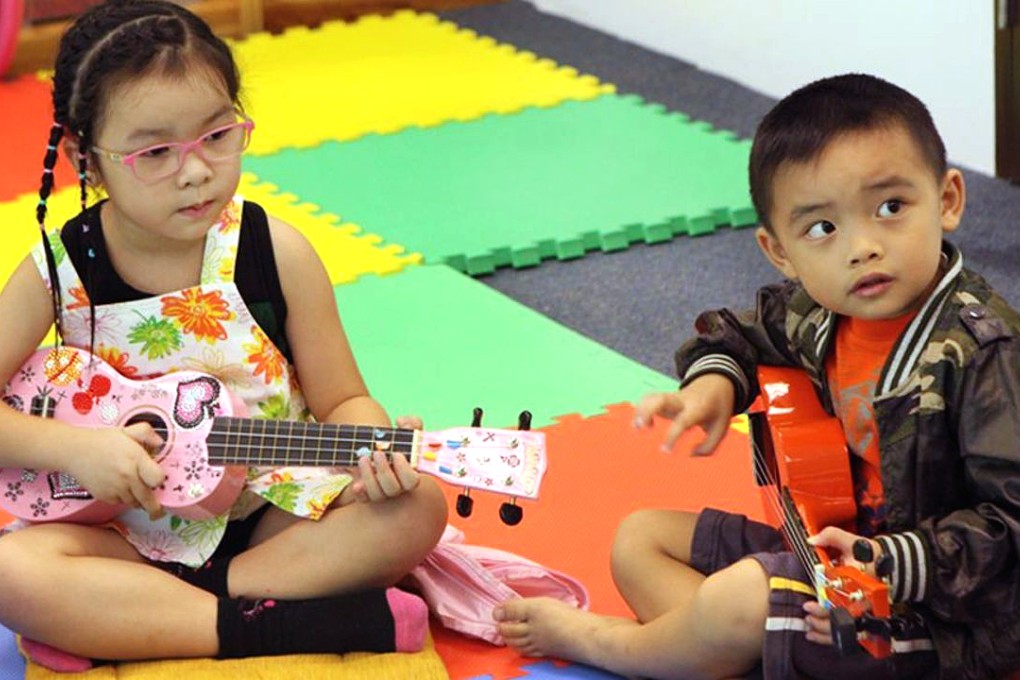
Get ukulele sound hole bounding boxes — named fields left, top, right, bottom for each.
left=125, top=413, right=169, bottom=459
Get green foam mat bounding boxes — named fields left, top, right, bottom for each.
left=246, top=94, right=756, bottom=275
left=336, top=264, right=677, bottom=430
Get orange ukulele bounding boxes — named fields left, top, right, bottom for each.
left=748, top=365, right=892, bottom=659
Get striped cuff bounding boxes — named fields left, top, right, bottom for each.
left=876, top=531, right=930, bottom=603
left=681, top=354, right=750, bottom=411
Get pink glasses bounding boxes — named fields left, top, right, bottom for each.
left=91, top=117, right=255, bottom=184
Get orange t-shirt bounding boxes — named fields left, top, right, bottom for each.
left=825, top=312, right=916, bottom=536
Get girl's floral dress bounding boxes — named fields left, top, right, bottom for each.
left=28, top=196, right=352, bottom=566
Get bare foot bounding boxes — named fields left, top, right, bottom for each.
left=493, top=597, right=636, bottom=667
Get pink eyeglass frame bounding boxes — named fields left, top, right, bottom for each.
left=90, top=117, right=255, bottom=182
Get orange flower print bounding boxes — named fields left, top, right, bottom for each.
left=96, top=344, right=139, bottom=378
left=244, top=325, right=285, bottom=385
left=160, top=289, right=234, bottom=344
left=217, top=202, right=241, bottom=234
left=67, top=285, right=90, bottom=310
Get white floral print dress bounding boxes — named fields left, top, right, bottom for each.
left=29, top=196, right=352, bottom=566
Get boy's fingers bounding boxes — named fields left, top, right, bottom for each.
left=693, top=415, right=730, bottom=455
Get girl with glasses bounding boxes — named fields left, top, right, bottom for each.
left=0, top=0, right=446, bottom=668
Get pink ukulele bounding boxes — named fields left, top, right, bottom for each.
left=0, top=346, right=546, bottom=526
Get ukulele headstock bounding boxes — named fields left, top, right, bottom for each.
left=414, top=409, right=544, bottom=526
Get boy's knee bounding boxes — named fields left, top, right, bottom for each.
left=691, top=558, right=769, bottom=645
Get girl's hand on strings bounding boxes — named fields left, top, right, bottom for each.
left=341, top=415, right=422, bottom=505
left=633, top=373, right=735, bottom=455
left=65, top=422, right=166, bottom=520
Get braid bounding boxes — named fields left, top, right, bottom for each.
left=37, top=122, right=67, bottom=344
left=36, top=122, right=64, bottom=229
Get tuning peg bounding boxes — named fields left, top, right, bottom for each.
left=471, top=407, right=484, bottom=427
left=517, top=410, right=532, bottom=431
left=499, top=499, right=523, bottom=526
left=852, top=538, right=875, bottom=563
left=829, top=607, right=860, bottom=656
left=456, top=491, right=474, bottom=518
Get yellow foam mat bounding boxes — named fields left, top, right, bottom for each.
left=0, top=175, right=419, bottom=291
left=233, top=11, right=614, bottom=155
left=24, top=631, right=449, bottom=679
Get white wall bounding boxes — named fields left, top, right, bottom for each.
left=529, top=0, right=996, bottom=175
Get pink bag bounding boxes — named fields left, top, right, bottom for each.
left=408, top=525, right=589, bottom=645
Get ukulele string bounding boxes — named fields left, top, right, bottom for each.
left=746, top=434, right=824, bottom=589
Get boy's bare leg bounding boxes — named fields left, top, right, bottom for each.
left=496, top=557, right=769, bottom=680
left=610, top=509, right=705, bottom=621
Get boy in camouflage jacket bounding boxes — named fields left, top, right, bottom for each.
left=494, top=74, right=1020, bottom=680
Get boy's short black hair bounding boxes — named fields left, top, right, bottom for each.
left=749, top=73, right=947, bottom=230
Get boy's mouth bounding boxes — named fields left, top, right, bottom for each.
left=851, top=273, right=894, bottom=297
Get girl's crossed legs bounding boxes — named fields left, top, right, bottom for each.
left=0, top=476, right=447, bottom=660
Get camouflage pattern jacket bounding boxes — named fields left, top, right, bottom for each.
left=675, top=243, right=1020, bottom=680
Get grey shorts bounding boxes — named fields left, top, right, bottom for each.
left=690, top=508, right=938, bottom=680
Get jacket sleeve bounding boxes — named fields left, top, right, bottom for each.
left=877, top=336, right=1020, bottom=620
left=674, top=281, right=804, bottom=413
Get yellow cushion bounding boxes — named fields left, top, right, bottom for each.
left=23, top=630, right=448, bottom=679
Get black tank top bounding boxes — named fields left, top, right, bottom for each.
left=59, top=200, right=292, bottom=363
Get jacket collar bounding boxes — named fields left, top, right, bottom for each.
left=810, top=241, right=963, bottom=396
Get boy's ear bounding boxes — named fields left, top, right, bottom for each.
left=755, top=226, right=798, bottom=280
left=939, top=168, right=965, bottom=234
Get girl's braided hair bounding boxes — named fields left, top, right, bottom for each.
left=36, top=0, right=241, bottom=345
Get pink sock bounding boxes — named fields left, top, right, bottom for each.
left=386, top=587, right=429, bottom=653
left=20, top=638, right=93, bottom=673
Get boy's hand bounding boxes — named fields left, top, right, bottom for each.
left=633, top=373, right=735, bottom=455
left=65, top=422, right=166, bottom=520
left=808, top=526, right=883, bottom=579
left=803, top=526, right=886, bottom=646
left=803, top=600, right=834, bottom=645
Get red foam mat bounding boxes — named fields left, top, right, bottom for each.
left=432, top=402, right=763, bottom=679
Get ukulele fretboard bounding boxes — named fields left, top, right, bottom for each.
left=206, top=417, right=418, bottom=467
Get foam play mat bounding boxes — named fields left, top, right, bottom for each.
left=335, top=264, right=678, bottom=431
left=431, top=403, right=762, bottom=679
left=244, top=94, right=757, bottom=274
left=233, top=11, right=614, bottom=156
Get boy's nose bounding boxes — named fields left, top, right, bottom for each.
left=847, top=229, right=883, bottom=266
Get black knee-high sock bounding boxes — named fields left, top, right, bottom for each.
left=154, top=557, right=231, bottom=597
left=215, top=589, right=402, bottom=658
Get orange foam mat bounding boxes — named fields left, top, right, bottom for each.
left=0, top=74, right=78, bottom=203
left=431, top=403, right=764, bottom=679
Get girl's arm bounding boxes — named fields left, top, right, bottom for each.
left=0, top=255, right=165, bottom=516
left=267, top=216, right=390, bottom=428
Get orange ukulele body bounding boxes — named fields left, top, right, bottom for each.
left=748, top=365, right=892, bottom=659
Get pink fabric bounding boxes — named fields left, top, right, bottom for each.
left=20, top=638, right=92, bottom=673
left=408, top=525, right=589, bottom=645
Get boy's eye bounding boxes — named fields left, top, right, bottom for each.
left=877, top=199, right=903, bottom=218
left=805, top=220, right=836, bottom=240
